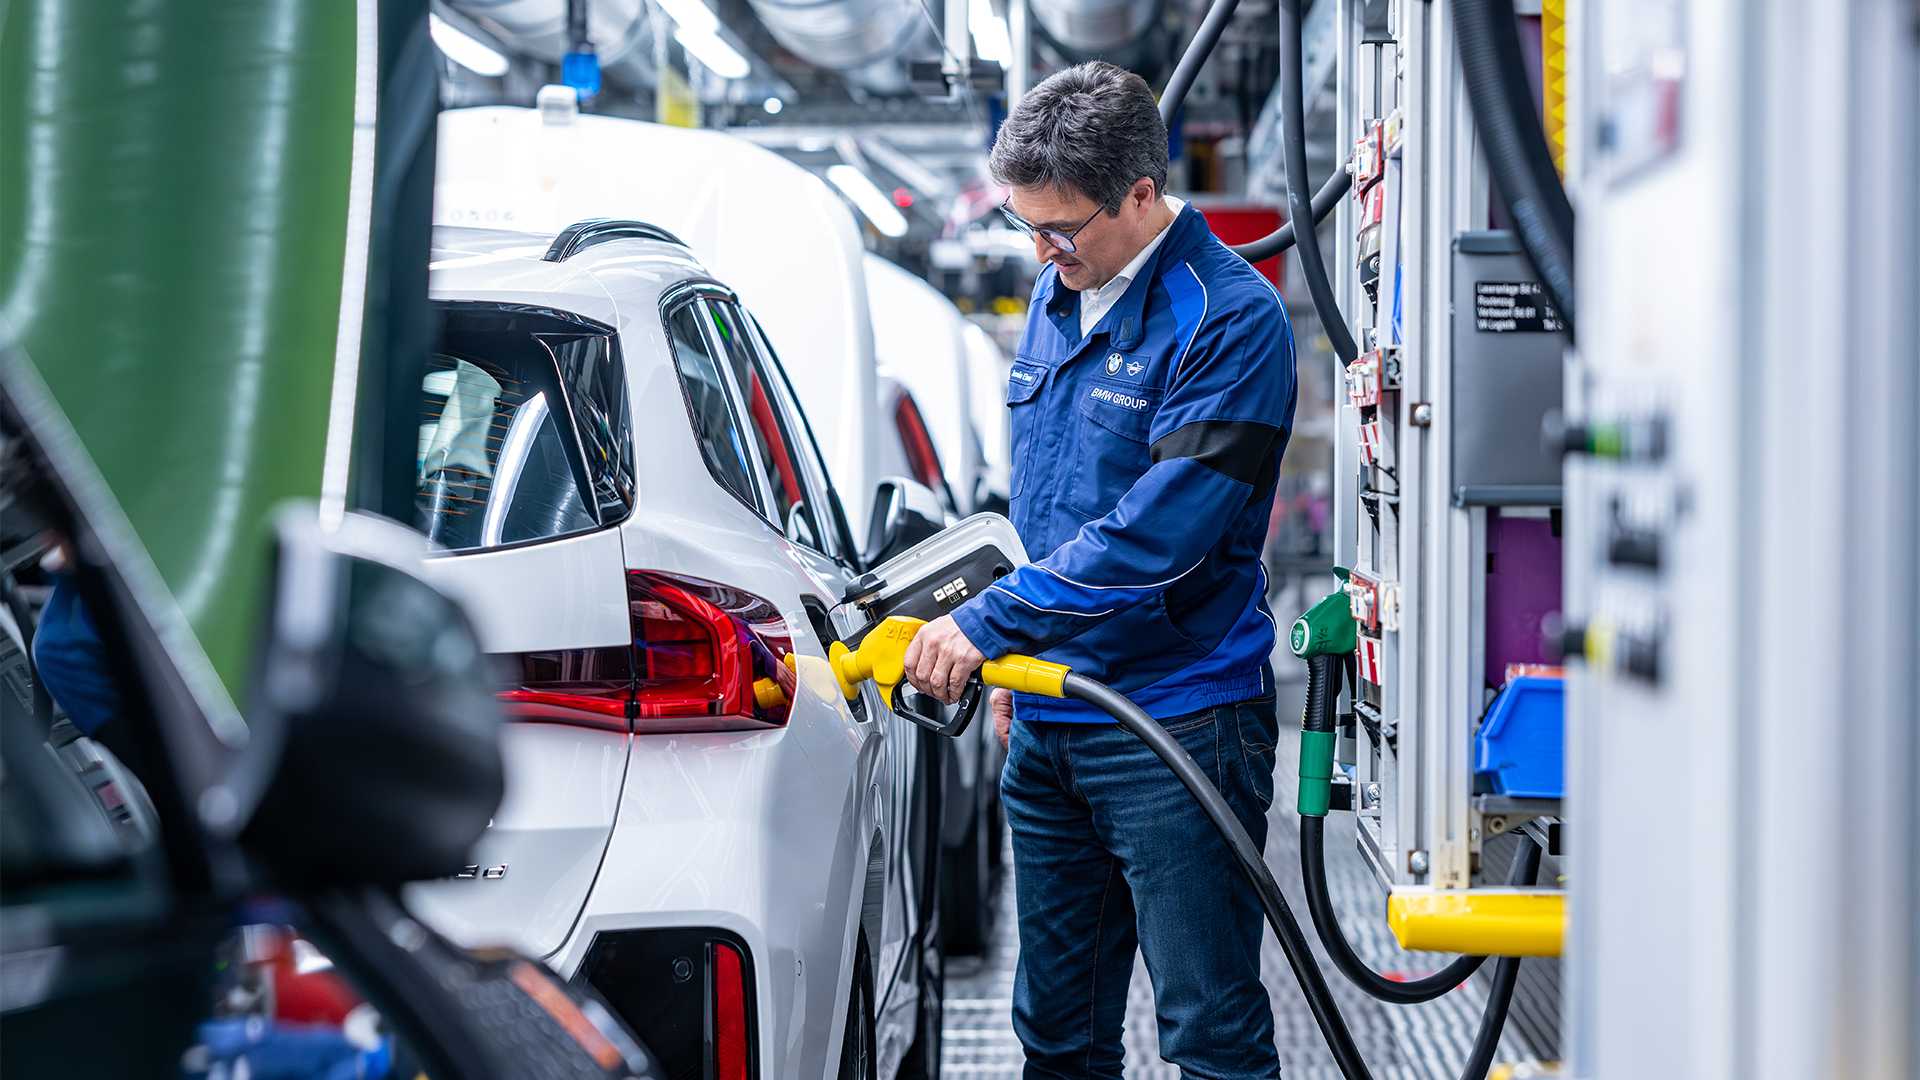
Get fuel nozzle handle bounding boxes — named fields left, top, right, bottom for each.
left=1291, top=577, right=1358, bottom=817
left=1290, top=578, right=1358, bottom=660
left=826, top=616, right=1073, bottom=732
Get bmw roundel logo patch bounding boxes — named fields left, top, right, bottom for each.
left=1106, top=352, right=1123, bottom=375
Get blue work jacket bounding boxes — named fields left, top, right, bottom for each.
left=950, top=205, right=1297, bottom=723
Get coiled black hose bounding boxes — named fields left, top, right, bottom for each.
left=1301, top=817, right=1490, bottom=1002
left=1452, top=0, right=1577, bottom=337
left=1300, top=654, right=1488, bottom=1003
left=1064, top=669, right=1543, bottom=1080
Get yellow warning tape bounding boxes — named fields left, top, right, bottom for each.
left=1543, top=0, right=1569, bottom=177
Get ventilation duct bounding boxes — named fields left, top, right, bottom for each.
left=439, top=0, right=654, bottom=79
left=1031, top=0, right=1161, bottom=58
left=745, top=0, right=924, bottom=70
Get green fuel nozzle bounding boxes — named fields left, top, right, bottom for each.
left=1292, top=572, right=1356, bottom=817
left=1289, top=567, right=1356, bottom=659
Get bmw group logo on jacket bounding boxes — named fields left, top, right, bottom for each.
left=949, top=205, right=1299, bottom=723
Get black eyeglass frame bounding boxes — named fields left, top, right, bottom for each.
left=998, top=201, right=1108, bottom=254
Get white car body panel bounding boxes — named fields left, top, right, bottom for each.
left=419, top=525, right=631, bottom=654
left=961, top=322, right=1014, bottom=505
left=404, top=226, right=935, bottom=1080
left=432, top=107, right=888, bottom=536
left=409, top=722, right=631, bottom=958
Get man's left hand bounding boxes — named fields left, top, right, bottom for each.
left=903, top=615, right=985, bottom=704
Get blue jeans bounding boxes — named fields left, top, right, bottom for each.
left=1002, top=696, right=1282, bottom=1080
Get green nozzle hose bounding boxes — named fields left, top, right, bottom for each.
left=1298, top=729, right=1337, bottom=817
left=1292, top=581, right=1355, bottom=817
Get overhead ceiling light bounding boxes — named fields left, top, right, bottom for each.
left=654, top=0, right=720, bottom=36
left=429, top=12, right=511, bottom=77
left=969, top=0, right=1012, bottom=66
left=826, top=164, right=909, bottom=239
left=763, top=96, right=784, bottom=115
left=674, top=26, right=751, bottom=79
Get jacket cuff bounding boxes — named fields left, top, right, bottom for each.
left=949, top=598, right=1014, bottom=661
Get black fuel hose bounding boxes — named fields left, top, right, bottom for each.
left=1451, top=0, right=1577, bottom=337
left=1230, top=167, right=1354, bottom=262
left=1062, top=673, right=1375, bottom=1080
left=1301, top=816, right=1489, bottom=1001
left=1461, top=838, right=1543, bottom=1080
left=1300, top=655, right=1488, bottom=1003
left=1159, top=0, right=1240, bottom=128
left=1065, top=669, right=1543, bottom=1080
left=1277, top=0, right=1358, bottom=361
left=1156, top=0, right=1352, bottom=267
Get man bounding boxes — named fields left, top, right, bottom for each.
left=902, top=61, right=1296, bottom=1080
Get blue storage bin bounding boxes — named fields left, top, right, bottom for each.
left=1472, top=676, right=1565, bottom=800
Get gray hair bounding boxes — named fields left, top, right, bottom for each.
left=988, top=61, right=1169, bottom=214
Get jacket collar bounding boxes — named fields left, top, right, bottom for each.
left=1038, top=203, right=1212, bottom=351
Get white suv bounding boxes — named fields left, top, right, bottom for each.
left=406, top=220, right=948, bottom=1080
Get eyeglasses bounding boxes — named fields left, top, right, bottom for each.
left=999, top=200, right=1105, bottom=254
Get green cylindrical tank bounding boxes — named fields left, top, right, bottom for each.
left=1, top=1, right=360, bottom=705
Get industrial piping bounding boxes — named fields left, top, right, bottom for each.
left=1158, top=0, right=1352, bottom=264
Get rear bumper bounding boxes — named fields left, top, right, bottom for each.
left=574, top=926, right=760, bottom=1080
left=550, top=729, right=872, bottom=1080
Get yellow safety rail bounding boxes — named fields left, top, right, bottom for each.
left=1386, top=888, right=1566, bottom=957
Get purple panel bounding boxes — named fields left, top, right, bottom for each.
left=1484, top=512, right=1562, bottom=689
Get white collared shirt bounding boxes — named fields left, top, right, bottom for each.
left=1078, top=196, right=1186, bottom=339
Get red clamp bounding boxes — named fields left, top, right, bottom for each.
left=1358, top=417, right=1383, bottom=466
left=1356, top=633, right=1384, bottom=687
left=1345, top=572, right=1380, bottom=631
left=1351, top=120, right=1386, bottom=195
left=1347, top=350, right=1383, bottom=409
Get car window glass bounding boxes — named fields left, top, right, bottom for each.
left=548, top=333, right=633, bottom=522
left=703, top=301, right=824, bottom=551
left=744, top=316, right=854, bottom=562
left=417, top=304, right=617, bottom=552
left=665, top=302, right=763, bottom=514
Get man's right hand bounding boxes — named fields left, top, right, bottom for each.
left=991, top=688, right=1013, bottom=749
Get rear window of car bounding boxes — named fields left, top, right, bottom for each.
left=418, top=303, right=631, bottom=552
left=663, top=302, right=764, bottom=513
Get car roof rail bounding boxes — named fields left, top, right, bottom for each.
left=543, top=218, right=687, bottom=262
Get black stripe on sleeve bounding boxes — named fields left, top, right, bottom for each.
left=1149, top=419, right=1285, bottom=485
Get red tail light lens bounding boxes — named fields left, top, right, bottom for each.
left=494, top=573, right=794, bottom=734
left=497, top=646, right=633, bottom=732
left=893, top=393, right=945, bottom=492
left=712, top=941, right=749, bottom=1080
left=629, top=570, right=794, bottom=733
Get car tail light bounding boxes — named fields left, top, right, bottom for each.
left=493, top=573, right=794, bottom=734
left=894, top=393, right=945, bottom=492
left=712, top=941, right=749, bottom=1080
left=497, top=646, right=633, bottom=732
left=629, top=570, right=794, bottom=733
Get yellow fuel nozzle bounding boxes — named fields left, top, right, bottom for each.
left=753, top=677, right=789, bottom=711
left=743, top=654, right=805, bottom=711
left=826, top=616, right=1071, bottom=702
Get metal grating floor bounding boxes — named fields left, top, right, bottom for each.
left=941, top=676, right=1541, bottom=1079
